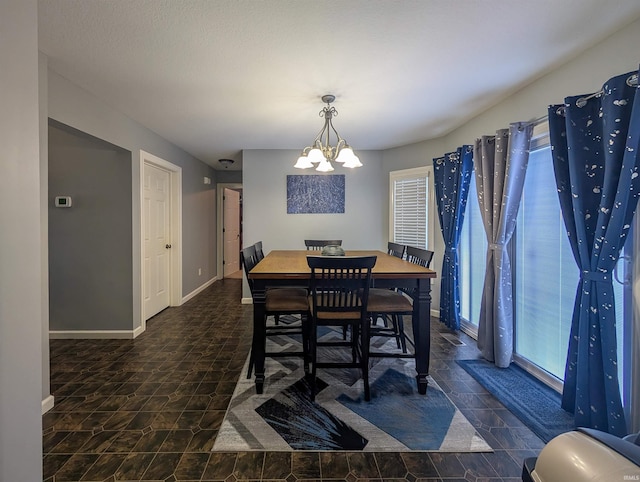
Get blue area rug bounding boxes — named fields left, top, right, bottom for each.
left=212, top=330, right=492, bottom=452
left=457, top=359, right=575, bottom=442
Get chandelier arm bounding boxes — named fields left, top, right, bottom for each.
left=312, top=118, right=329, bottom=146
left=328, top=119, right=346, bottom=147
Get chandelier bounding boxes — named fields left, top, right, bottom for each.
left=294, top=94, right=362, bottom=172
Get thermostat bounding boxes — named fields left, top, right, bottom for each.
left=55, top=196, right=72, bottom=208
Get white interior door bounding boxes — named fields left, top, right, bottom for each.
left=143, top=163, right=171, bottom=319
left=223, top=188, right=241, bottom=277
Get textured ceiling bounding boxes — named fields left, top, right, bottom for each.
left=38, top=0, right=640, bottom=170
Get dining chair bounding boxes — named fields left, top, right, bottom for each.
left=405, top=246, right=434, bottom=268
left=241, top=246, right=310, bottom=379
left=387, top=241, right=406, bottom=259
left=367, top=245, right=434, bottom=356
left=304, top=239, right=343, bottom=250
left=367, top=242, right=409, bottom=349
left=254, top=241, right=264, bottom=261
left=306, top=255, right=376, bottom=401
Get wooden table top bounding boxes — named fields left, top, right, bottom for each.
left=248, top=250, right=437, bottom=280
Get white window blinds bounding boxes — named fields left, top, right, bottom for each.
left=390, top=168, right=429, bottom=249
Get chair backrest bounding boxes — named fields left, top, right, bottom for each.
left=405, top=246, right=434, bottom=268
left=307, top=256, right=376, bottom=319
left=304, top=239, right=343, bottom=251
left=254, top=241, right=264, bottom=261
left=240, top=245, right=258, bottom=292
left=387, top=242, right=406, bottom=259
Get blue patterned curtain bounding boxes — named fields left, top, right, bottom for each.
left=433, top=146, right=473, bottom=330
left=474, top=123, right=533, bottom=368
left=548, top=69, right=640, bottom=436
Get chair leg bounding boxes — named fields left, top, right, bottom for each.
left=309, top=321, right=318, bottom=401
left=302, top=313, right=311, bottom=374
left=247, top=315, right=267, bottom=379
left=351, top=323, right=360, bottom=363
left=361, top=321, right=370, bottom=401
left=389, top=315, right=402, bottom=349
left=394, top=315, right=408, bottom=353
left=246, top=349, right=255, bottom=379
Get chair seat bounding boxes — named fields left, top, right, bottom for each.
left=316, top=311, right=361, bottom=320
left=367, top=288, right=413, bottom=312
left=308, top=295, right=363, bottom=319
left=266, top=288, right=309, bottom=312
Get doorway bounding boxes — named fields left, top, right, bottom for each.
left=223, top=188, right=242, bottom=278
left=140, top=150, right=182, bottom=329
left=217, top=183, right=243, bottom=279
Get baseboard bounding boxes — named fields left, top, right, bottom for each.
left=42, top=395, right=55, bottom=414
left=182, top=276, right=217, bottom=304
left=132, top=325, right=145, bottom=339
left=431, top=308, right=439, bottom=318
left=49, top=330, right=140, bottom=339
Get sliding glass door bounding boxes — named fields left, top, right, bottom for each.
left=513, top=144, right=576, bottom=380
left=459, top=175, right=485, bottom=334
left=458, top=120, right=637, bottom=431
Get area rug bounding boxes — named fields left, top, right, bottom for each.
left=213, top=329, right=491, bottom=452
left=457, top=359, right=575, bottom=442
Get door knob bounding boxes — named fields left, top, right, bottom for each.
left=166, top=244, right=172, bottom=249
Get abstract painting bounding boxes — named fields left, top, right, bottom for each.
left=286, top=174, right=345, bottom=214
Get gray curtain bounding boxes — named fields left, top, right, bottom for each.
left=474, top=122, right=533, bottom=368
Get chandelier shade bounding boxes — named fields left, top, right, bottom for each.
left=295, top=94, right=361, bottom=171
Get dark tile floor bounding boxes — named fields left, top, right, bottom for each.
left=43, top=278, right=543, bottom=481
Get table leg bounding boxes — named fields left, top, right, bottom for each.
left=252, top=280, right=267, bottom=394
left=412, top=278, right=432, bottom=394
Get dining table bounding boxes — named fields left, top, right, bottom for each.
left=247, top=249, right=437, bottom=395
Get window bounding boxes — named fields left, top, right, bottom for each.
left=459, top=122, right=640, bottom=431
left=389, top=167, right=434, bottom=250
left=459, top=121, right=633, bottom=408
left=513, top=143, right=577, bottom=379
left=459, top=173, right=486, bottom=331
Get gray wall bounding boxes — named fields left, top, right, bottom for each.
left=49, top=120, right=133, bottom=331
left=216, top=169, right=243, bottom=184
left=47, top=69, right=218, bottom=330
left=0, top=0, right=43, bottom=480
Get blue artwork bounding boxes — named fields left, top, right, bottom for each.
left=287, top=174, right=345, bottom=214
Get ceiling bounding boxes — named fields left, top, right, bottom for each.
left=38, top=1, right=640, bottom=171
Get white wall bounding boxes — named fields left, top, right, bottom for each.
left=242, top=149, right=385, bottom=297
left=382, top=16, right=640, bottom=316
left=0, top=1, right=43, bottom=480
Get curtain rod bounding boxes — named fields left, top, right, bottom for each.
left=529, top=115, right=549, bottom=125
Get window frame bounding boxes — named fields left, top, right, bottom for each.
left=389, top=166, right=436, bottom=251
